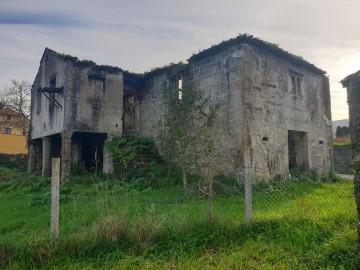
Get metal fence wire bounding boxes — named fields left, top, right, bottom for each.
left=246, top=168, right=356, bottom=222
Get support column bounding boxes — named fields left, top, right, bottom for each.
left=243, top=144, right=252, bottom=224
left=28, top=142, right=36, bottom=175
left=42, top=137, right=51, bottom=177
left=61, top=134, right=72, bottom=182
left=103, top=136, right=114, bottom=176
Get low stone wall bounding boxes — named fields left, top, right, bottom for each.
left=333, top=147, right=352, bottom=174
left=0, top=153, right=28, bottom=171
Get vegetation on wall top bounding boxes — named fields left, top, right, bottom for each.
left=45, top=33, right=326, bottom=87
left=189, top=34, right=326, bottom=75
left=143, top=62, right=188, bottom=80
left=45, top=48, right=123, bottom=74
left=123, top=62, right=188, bottom=88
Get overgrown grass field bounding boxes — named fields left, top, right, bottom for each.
left=0, top=167, right=357, bottom=269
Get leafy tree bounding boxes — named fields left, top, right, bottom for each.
left=157, top=79, right=220, bottom=219
left=0, top=79, right=31, bottom=135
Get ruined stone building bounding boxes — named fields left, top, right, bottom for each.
left=28, top=35, right=333, bottom=181
left=341, top=70, right=360, bottom=150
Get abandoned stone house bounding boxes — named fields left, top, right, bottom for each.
left=28, top=35, right=333, bottom=181
left=341, top=70, right=360, bottom=148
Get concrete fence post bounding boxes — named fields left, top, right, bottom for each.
left=244, top=146, right=252, bottom=224
left=50, top=158, right=60, bottom=241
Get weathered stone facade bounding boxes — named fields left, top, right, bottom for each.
left=28, top=49, right=123, bottom=180
left=29, top=35, right=333, bottom=181
left=135, top=37, right=333, bottom=181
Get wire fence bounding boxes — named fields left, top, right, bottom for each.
left=42, top=153, right=358, bottom=242
left=247, top=169, right=356, bottom=223
left=1, top=159, right=357, bottom=268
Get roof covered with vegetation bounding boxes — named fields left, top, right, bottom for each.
left=43, top=48, right=123, bottom=74
left=189, top=34, right=326, bottom=75
left=124, top=62, right=188, bottom=88
left=42, top=34, right=326, bottom=87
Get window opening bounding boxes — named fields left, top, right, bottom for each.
left=290, top=75, right=302, bottom=96
left=36, top=89, right=42, bottom=113
left=4, top=128, right=11, bottom=134
left=178, top=78, right=183, bottom=100
left=40, top=75, right=62, bottom=109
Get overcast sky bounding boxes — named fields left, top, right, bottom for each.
left=1, top=0, right=359, bottom=120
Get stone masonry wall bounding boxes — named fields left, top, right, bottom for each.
left=240, top=44, right=332, bottom=179
left=136, top=43, right=332, bottom=181
left=333, top=147, right=352, bottom=174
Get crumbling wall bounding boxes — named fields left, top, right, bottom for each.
left=241, top=44, right=332, bottom=179
left=31, top=53, right=68, bottom=139
left=29, top=49, right=124, bottom=178
left=30, top=50, right=123, bottom=140
left=136, top=43, right=332, bottom=180
left=63, top=68, right=123, bottom=136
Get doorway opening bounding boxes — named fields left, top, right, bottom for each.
left=288, top=130, right=308, bottom=169
left=71, top=132, right=107, bottom=171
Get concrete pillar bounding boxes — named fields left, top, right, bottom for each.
left=103, top=136, right=114, bottom=175
left=50, top=158, right=60, bottom=241
left=243, top=144, right=252, bottom=224
left=61, top=134, right=72, bottom=182
left=42, top=137, right=51, bottom=177
left=28, top=142, right=36, bottom=175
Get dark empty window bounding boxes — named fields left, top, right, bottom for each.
left=6, top=115, right=11, bottom=121
left=4, top=128, right=11, bottom=134
left=50, top=77, right=56, bottom=88
left=36, top=89, right=42, bottom=114
left=48, top=76, right=57, bottom=111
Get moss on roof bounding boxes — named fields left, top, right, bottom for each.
left=189, top=34, right=326, bottom=75
left=42, top=34, right=326, bottom=88
left=144, top=62, right=188, bottom=80
left=124, top=62, right=188, bottom=88
left=44, top=48, right=122, bottom=74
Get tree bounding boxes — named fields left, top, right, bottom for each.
left=195, top=121, right=221, bottom=221
left=157, top=78, right=220, bottom=220
left=335, top=126, right=350, bottom=138
left=0, top=79, right=31, bottom=135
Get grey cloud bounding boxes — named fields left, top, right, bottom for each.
left=0, top=11, right=85, bottom=27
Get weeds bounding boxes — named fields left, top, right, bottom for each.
left=94, top=215, right=128, bottom=243
left=0, top=167, right=357, bottom=269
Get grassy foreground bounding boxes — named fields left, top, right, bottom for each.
left=0, top=168, right=357, bottom=269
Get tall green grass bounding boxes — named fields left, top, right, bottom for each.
left=0, top=168, right=357, bottom=269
